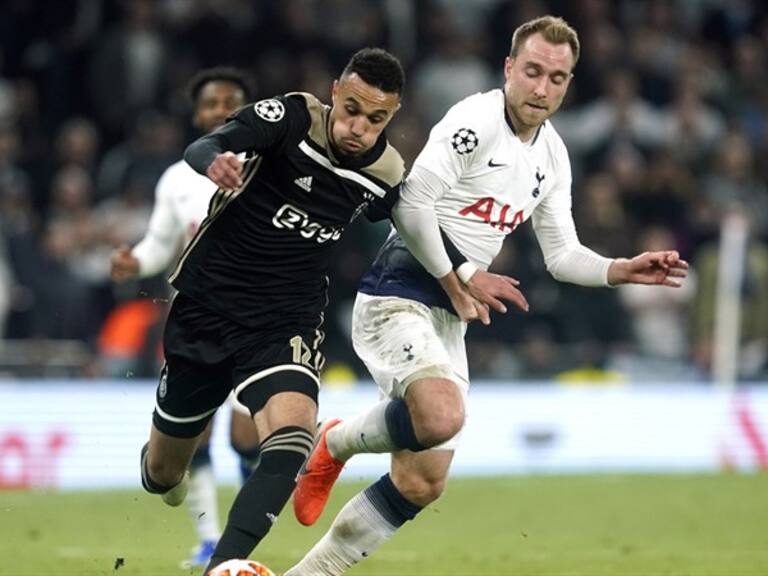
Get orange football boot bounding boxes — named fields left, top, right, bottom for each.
left=293, top=418, right=344, bottom=526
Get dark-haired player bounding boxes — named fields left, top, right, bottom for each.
left=136, top=48, right=409, bottom=573
left=110, top=67, right=261, bottom=569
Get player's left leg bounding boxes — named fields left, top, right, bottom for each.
left=141, top=424, right=200, bottom=506
left=285, top=449, right=454, bottom=576
left=204, top=366, right=319, bottom=573
left=229, top=401, right=261, bottom=483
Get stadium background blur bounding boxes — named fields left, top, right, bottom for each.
left=2, top=2, right=768, bottom=575
left=0, top=0, right=766, bottom=382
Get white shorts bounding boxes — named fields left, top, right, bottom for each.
left=351, top=293, right=469, bottom=449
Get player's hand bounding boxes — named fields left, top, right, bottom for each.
left=110, top=244, right=140, bottom=282
left=607, top=250, right=689, bottom=287
left=451, top=287, right=491, bottom=325
left=206, top=152, right=243, bottom=190
left=465, top=269, right=529, bottom=314
left=438, top=271, right=491, bottom=325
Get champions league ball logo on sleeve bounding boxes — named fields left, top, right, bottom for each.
left=450, top=128, right=478, bottom=155
left=254, top=99, right=285, bottom=122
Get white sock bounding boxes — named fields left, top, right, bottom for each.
left=186, top=464, right=220, bottom=542
left=326, top=400, right=397, bottom=462
left=284, top=490, right=398, bottom=576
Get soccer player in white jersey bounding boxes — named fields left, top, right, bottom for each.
left=288, top=16, right=688, bottom=575
left=109, top=67, right=261, bottom=569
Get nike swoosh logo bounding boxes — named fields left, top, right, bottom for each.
left=488, top=159, right=506, bottom=167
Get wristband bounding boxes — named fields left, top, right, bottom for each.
left=456, top=262, right=478, bottom=284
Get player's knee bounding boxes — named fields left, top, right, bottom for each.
left=407, top=379, right=465, bottom=447
left=395, top=474, right=447, bottom=507
left=414, top=403, right=464, bottom=447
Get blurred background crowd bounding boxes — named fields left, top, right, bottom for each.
left=0, top=0, right=766, bottom=382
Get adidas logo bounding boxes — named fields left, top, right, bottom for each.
left=294, top=176, right=313, bottom=192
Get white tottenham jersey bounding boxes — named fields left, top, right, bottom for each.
left=399, top=89, right=611, bottom=283
left=131, top=159, right=215, bottom=277
left=360, top=89, right=612, bottom=312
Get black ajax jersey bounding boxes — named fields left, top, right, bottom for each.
left=170, top=93, right=404, bottom=329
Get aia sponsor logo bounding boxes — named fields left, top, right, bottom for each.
left=458, top=197, right=525, bottom=232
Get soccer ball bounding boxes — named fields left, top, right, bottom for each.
left=206, top=559, right=275, bottom=576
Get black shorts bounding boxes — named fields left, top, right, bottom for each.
left=153, top=293, right=324, bottom=438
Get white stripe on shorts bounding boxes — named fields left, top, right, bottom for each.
left=234, top=364, right=320, bottom=401
left=154, top=403, right=219, bottom=424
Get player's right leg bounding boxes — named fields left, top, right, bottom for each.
left=141, top=293, right=234, bottom=507
left=285, top=448, right=454, bottom=576
left=203, top=324, right=322, bottom=574
left=294, top=294, right=467, bottom=526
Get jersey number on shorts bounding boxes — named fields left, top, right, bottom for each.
left=290, top=335, right=325, bottom=372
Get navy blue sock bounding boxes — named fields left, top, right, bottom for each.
left=385, top=398, right=427, bottom=452
left=363, top=473, right=423, bottom=527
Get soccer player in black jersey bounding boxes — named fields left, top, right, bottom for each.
left=137, top=48, right=407, bottom=574
left=111, top=67, right=262, bottom=570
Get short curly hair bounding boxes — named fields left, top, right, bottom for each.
left=342, top=48, right=405, bottom=96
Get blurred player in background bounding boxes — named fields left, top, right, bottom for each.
left=288, top=16, right=689, bottom=575
left=137, top=48, right=412, bottom=575
left=110, top=67, right=261, bottom=569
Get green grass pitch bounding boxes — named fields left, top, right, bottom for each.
left=2, top=474, right=767, bottom=575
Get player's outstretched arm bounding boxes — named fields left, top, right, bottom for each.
left=607, top=250, right=689, bottom=287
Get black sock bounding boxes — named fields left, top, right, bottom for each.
left=205, top=426, right=314, bottom=572
left=140, top=442, right=174, bottom=494
left=385, top=398, right=427, bottom=451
